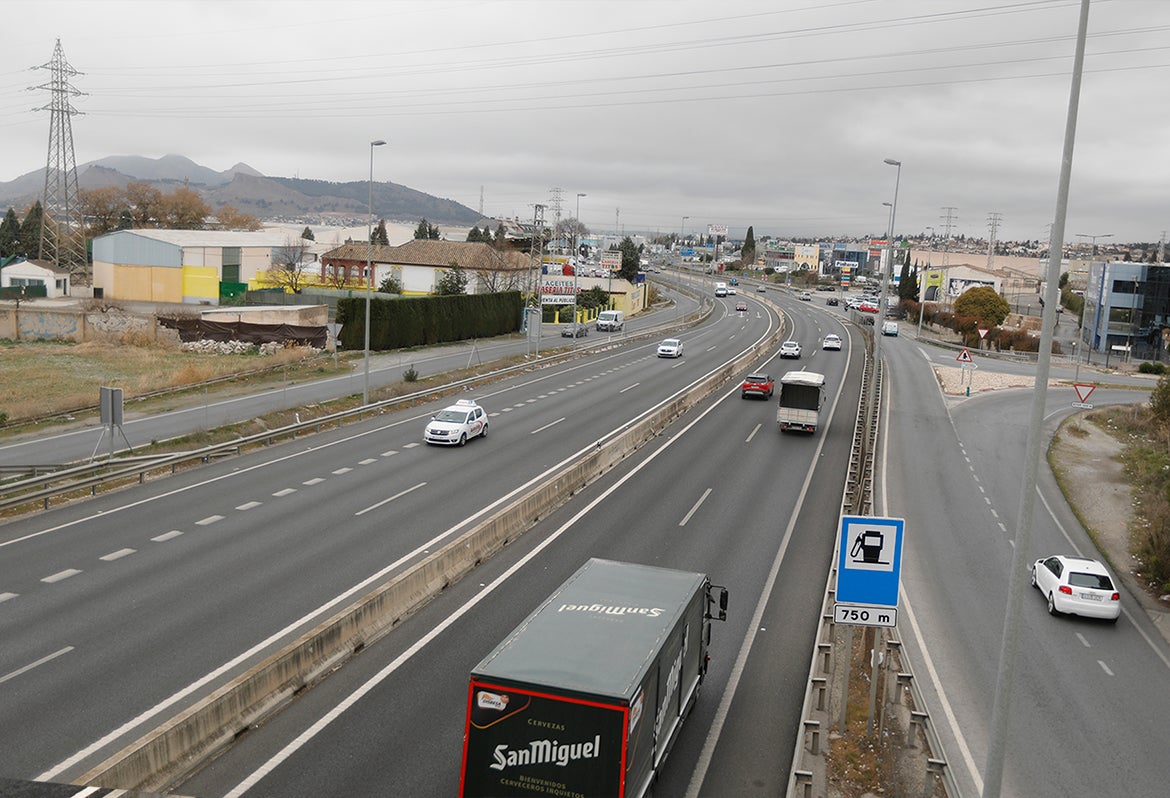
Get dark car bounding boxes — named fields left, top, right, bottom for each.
left=826, top=297, right=839, bottom=306
left=561, top=323, right=588, bottom=338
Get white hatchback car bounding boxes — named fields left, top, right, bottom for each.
left=424, top=399, right=489, bottom=446
left=1031, top=555, right=1121, bottom=622
left=779, top=340, right=802, bottom=359
left=657, top=338, right=684, bottom=358
left=823, top=334, right=842, bottom=350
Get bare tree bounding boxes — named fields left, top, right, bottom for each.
left=269, top=237, right=311, bottom=293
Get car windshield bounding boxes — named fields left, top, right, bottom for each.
left=663, top=339, right=679, bottom=347
left=1068, top=571, right=1114, bottom=590
left=433, top=410, right=469, bottom=423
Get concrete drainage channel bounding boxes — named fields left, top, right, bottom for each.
left=77, top=319, right=783, bottom=793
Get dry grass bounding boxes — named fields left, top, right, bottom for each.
left=0, top=338, right=343, bottom=424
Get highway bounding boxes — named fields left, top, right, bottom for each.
left=876, top=330, right=1170, bottom=797
left=1, top=283, right=865, bottom=795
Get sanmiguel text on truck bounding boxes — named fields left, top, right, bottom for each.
left=459, top=558, right=728, bottom=798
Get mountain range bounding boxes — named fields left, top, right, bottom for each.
left=0, top=154, right=484, bottom=226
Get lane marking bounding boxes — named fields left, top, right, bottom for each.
left=746, top=422, right=763, bottom=443
left=1076, top=633, right=1091, bottom=648
left=100, top=549, right=136, bottom=562
left=531, top=418, right=565, bottom=434
left=354, top=483, right=427, bottom=517
left=272, top=489, right=296, bottom=497
left=42, top=569, right=82, bottom=584
left=331, top=468, right=352, bottom=475
left=619, top=383, right=640, bottom=393
left=1098, top=660, right=1114, bottom=676
left=379, top=452, right=397, bottom=458
left=196, top=515, right=225, bottom=525
left=679, top=488, right=713, bottom=527
left=152, top=530, right=183, bottom=542
left=0, top=592, right=18, bottom=603
left=358, top=458, right=377, bottom=466
left=303, top=478, right=325, bottom=486
left=236, top=502, right=262, bottom=511
left=0, top=647, right=74, bottom=685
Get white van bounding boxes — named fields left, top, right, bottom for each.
left=596, top=310, right=624, bottom=331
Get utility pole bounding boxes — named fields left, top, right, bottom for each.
left=34, top=39, right=88, bottom=279
left=548, top=187, right=564, bottom=252
left=940, top=206, right=959, bottom=305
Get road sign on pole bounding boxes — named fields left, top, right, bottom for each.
left=1073, top=383, right=1096, bottom=409
left=835, top=515, right=905, bottom=626
left=957, top=348, right=973, bottom=363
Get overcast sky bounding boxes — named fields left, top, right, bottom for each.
left=2, top=0, right=1167, bottom=245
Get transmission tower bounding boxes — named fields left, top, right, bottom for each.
left=939, top=206, right=959, bottom=268
left=35, top=39, right=88, bottom=278
left=986, top=212, right=1002, bottom=269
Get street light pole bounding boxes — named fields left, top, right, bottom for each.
left=874, top=158, right=901, bottom=367
left=363, top=139, right=386, bottom=406
left=574, top=192, right=586, bottom=336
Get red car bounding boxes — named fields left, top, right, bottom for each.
left=859, top=301, right=879, bottom=313
left=741, top=372, right=774, bottom=399
left=735, top=302, right=748, bottom=312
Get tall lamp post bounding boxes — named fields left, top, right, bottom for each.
left=573, top=192, right=586, bottom=332
left=363, top=139, right=386, bottom=406
left=874, top=158, right=901, bottom=373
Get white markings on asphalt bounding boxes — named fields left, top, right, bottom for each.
left=679, top=488, right=713, bottom=526
left=403, top=442, right=421, bottom=448
left=0, top=647, right=74, bottom=685
left=1076, top=633, right=1091, bottom=648
left=355, top=482, right=427, bottom=516
left=1099, top=660, right=1114, bottom=676
left=746, top=423, right=763, bottom=443
left=332, top=467, right=352, bottom=475
left=619, top=383, right=640, bottom=393
left=42, top=569, right=81, bottom=583
left=531, top=418, right=565, bottom=434
left=500, top=407, right=514, bottom=412
left=272, top=489, right=296, bottom=497
left=152, top=530, right=183, bottom=542
left=998, top=522, right=1008, bottom=533
left=0, top=592, right=17, bottom=603
left=358, top=458, right=377, bottom=466
left=380, top=451, right=397, bottom=458
left=236, top=501, right=262, bottom=511
left=196, top=514, right=225, bottom=524
left=303, top=477, right=326, bottom=485
left=100, top=548, right=136, bottom=562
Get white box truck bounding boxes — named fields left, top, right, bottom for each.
left=459, top=558, right=728, bottom=798
left=776, top=370, right=826, bottom=433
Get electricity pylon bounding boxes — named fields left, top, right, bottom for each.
left=35, top=39, right=88, bottom=278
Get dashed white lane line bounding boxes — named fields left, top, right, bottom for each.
left=358, top=458, right=377, bottom=465
left=236, top=501, right=262, bottom=511
left=152, top=530, right=183, bottom=542
left=196, top=515, right=225, bottom=525
left=272, top=489, right=296, bottom=497
left=619, top=383, right=641, bottom=393
left=679, top=488, right=713, bottom=527
left=42, top=569, right=81, bottom=584
left=331, top=467, right=352, bottom=475
left=0, top=592, right=18, bottom=603
left=1076, top=633, right=1091, bottom=648
left=100, top=548, right=136, bottom=562
left=0, top=647, right=73, bottom=685
left=402, top=442, right=421, bottom=448
left=380, top=451, right=397, bottom=458
left=1099, top=660, right=1115, bottom=676
left=303, top=477, right=325, bottom=485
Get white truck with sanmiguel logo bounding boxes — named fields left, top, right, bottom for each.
left=459, top=558, right=728, bottom=798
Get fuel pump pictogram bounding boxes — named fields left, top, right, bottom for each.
left=849, top=529, right=887, bottom=565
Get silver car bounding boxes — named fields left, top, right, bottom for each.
left=657, top=338, right=683, bottom=358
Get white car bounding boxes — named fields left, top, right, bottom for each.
left=823, top=334, right=842, bottom=350
left=657, top=338, right=683, bottom=358
left=1031, top=555, right=1121, bottom=622
left=424, top=399, right=488, bottom=446
left=779, top=340, right=802, bottom=359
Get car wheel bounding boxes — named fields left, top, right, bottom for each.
left=480, top=423, right=488, bottom=439
left=741, top=392, right=748, bottom=399
left=458, top=433, right=467, bottom=447
left=1030, top=567, right=1037, bottom=588
left=1047, top=592, right=1058, bottom=616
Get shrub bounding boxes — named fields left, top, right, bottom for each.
left=1139, top=361, right=1167, bottom=375
left=403, top=365, right=419, bottom=382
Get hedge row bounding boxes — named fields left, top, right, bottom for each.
left=336, top=291, right=524, bottom=351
